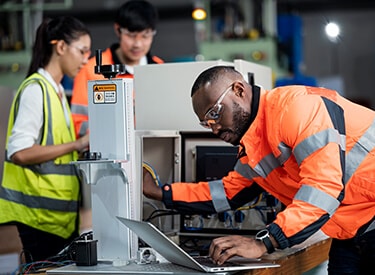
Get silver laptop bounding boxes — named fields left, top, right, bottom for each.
left=117, top=216, right=280, bottom=273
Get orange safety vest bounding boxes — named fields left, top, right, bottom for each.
left=70, top=45, right=163, bottom=138
left=164, top=85, right=375, bottom=249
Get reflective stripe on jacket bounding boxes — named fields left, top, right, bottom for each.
left=0, top=73, right=80, bottom=239
left=70, top=45, right=164, bottom=138
left=163, top=85, right=375, bottom=249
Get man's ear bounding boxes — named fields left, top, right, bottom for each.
left=114, top=23, right=121, bottom=37
left=234, top=82, right=245, bottom=97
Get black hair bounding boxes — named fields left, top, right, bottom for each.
left=27, top=16, right=90, bottom=77
left=115, top=0, right=158, bottom=32
left=191, top=66, right=239, bottom=97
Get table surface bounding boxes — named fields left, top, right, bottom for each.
left=33, top=230, right=331, bottom=275
left=238, top=230, right=331, bottom=275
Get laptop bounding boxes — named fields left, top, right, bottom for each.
left=116, top=216, right=280, bottom=273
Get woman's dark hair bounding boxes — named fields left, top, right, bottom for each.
left=27, top=16, right=90, bottom=77
left=115, top=0, right=158, bottom=32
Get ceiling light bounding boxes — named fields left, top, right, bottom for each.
left=325, top=22, right=340, bottom=40
left=192, top=8, right=207, bottom=20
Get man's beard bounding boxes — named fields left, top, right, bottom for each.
left=231, top=102, right=252, bottom=145
left=216, top=102, right=251, bottom=146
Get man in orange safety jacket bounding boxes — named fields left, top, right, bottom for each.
left=143, top=66, right=375, bottom=274
left=71, top=0, right=163, bottom=138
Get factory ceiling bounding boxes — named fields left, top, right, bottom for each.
left=37, top=0, right=375, bottom=20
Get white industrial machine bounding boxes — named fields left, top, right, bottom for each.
left=71, top=50, right=141, bottom=264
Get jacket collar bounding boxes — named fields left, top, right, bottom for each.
left=109, top=43, right=157, bottom=75
left=249, top=85, right=261, bottom=125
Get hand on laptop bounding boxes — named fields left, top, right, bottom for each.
left=208, top=235, right=267, bottom=265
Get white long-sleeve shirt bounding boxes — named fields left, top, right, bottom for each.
left=7, top=68, right=70, bottom=158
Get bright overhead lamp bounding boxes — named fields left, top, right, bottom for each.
left=325, top=22, right=340, bottom=41
left=192, top=7, right=207, bottom=20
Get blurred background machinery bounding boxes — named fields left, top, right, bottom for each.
left=194, top=0, right=316, bottom=87
left=2, top=0, right=375, bottom=106
left=0, top=0, right=318, bottom=93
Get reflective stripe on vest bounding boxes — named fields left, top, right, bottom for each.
left=293, top=128, right=345, bottom=166
left=70, top=104, right=89, bottom=136
left=345, top=118, right=375, bottom=184
left=209, top=180, right=231, bottom=212
left=79, top=121, right=89, bottom=138
left=234, top=153, right=281, bottom=180
left=294, top=185, right=340, bottom=216
left=70, top=104, right=88, bottom=116
left=4, top=151, right=77, bottom=176
left=0, top=184, right=78, bottom=212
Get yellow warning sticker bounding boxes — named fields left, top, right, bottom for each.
left=93, top=84, right=117, bottom=104
left=93, top=84, right=116, bottom=91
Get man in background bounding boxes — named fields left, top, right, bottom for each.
left=71, top=0, right=163, bottom=138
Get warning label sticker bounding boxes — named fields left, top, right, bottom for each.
left=93, top=84, right=117, bottom=104
left=104, top=91, right=116, bottom=103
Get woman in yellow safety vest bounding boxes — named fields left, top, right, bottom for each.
left=0, top=16, right=91, bottom=263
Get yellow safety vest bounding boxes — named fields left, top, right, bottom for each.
left=0, top=73, right=80, bottom=239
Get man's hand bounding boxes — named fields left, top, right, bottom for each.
left=143, top=167, right=163, bottom=201
left=208, top=235, right=267, bottom=265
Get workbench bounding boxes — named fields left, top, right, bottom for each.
left=239, top=230, right=331, bottom=275
left=44, top=230, right=330, bottom=275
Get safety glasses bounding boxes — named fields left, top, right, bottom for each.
left=199, top=83, right=234, bottom=129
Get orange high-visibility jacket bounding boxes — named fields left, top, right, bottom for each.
left=70, top=44, right=163, bottom=138
left=162, top=85, right=375, bottom=249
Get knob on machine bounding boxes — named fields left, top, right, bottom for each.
left=94, top=49, right=126, bottom=79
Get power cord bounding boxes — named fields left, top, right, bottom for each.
left=16, top=260, right=74, bottom=275
left=144, top=209, right=180, bottom=222
left=15, top=231, right=94, bottom=274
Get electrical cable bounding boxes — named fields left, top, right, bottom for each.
left=144, top=200, right=164, bottom=228
left=16, top=231, right=94, bottom=274
left=236, top=193, right=264, bottom=210
left=144, top=208, right=179, bottom=222
left=17, top=260, right=74, bottom=274
left=142, top=161, right=162, bottom=187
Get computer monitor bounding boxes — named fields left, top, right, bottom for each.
left=195, top=145, right=238, bottom=182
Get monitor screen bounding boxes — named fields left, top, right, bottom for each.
left=195, top=145, right=238, bottom=182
